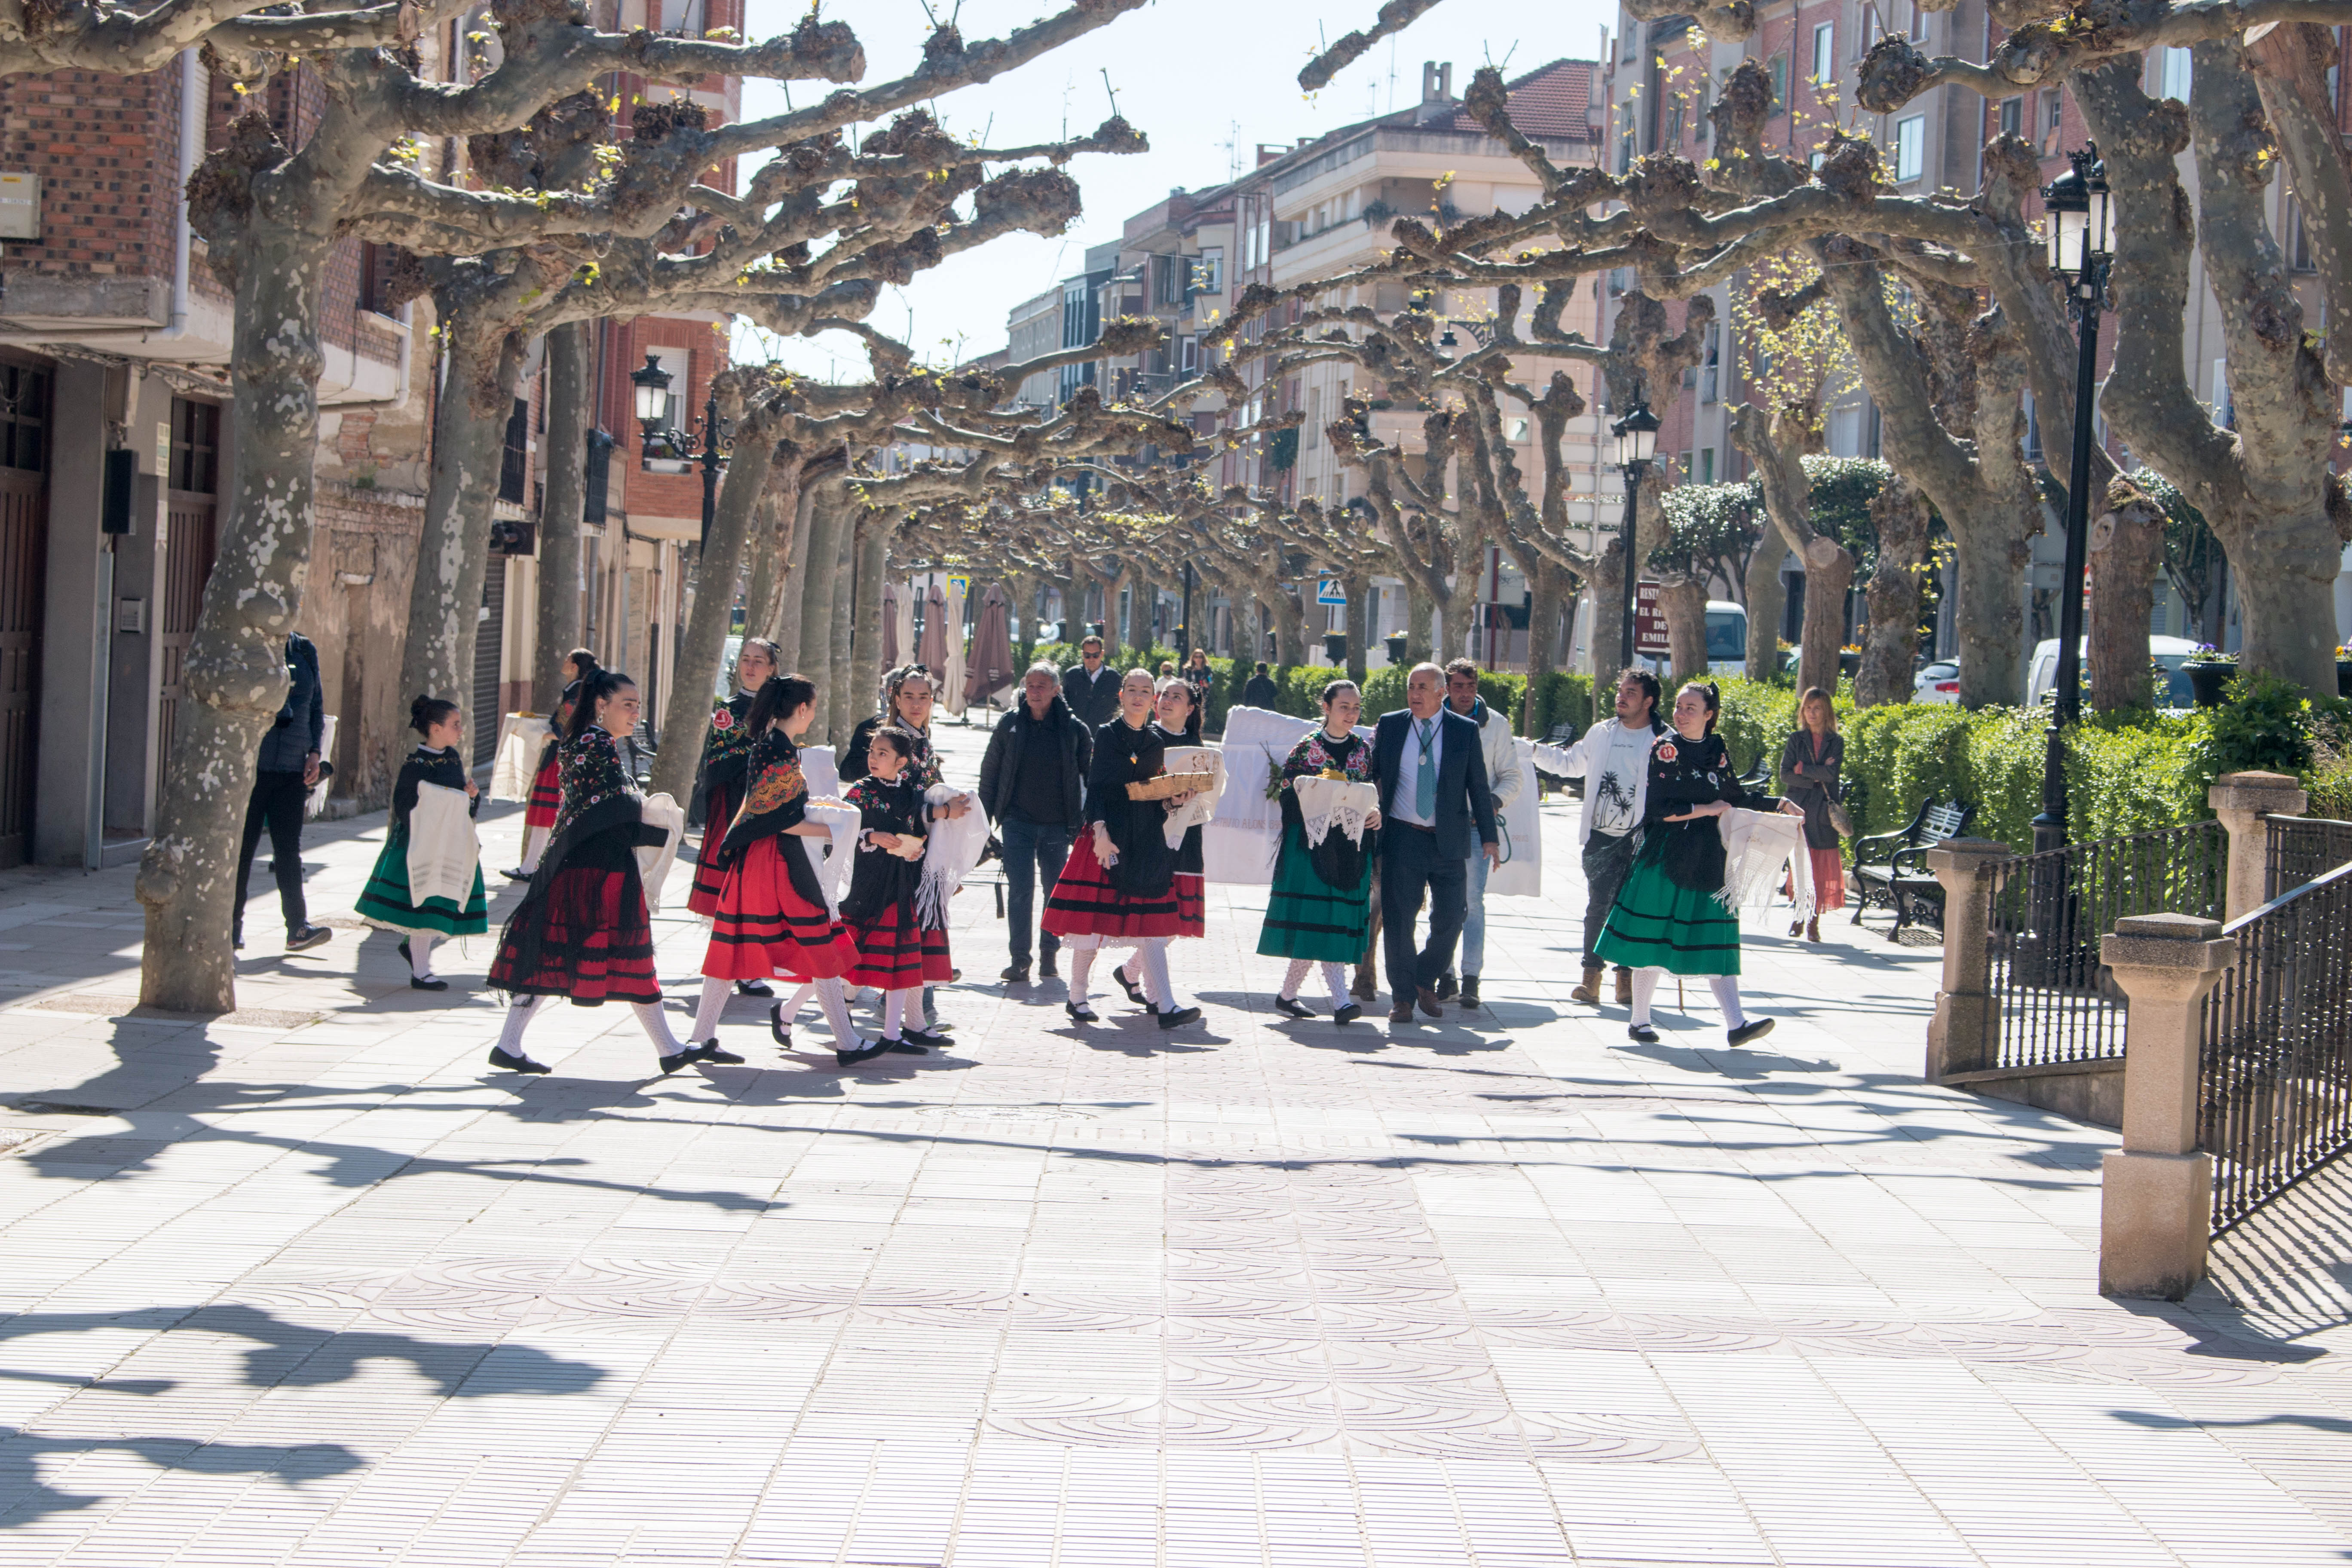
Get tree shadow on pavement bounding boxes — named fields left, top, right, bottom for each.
left=0, top=1424, right=362, bottom=1529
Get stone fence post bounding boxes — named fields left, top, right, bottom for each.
left=2209, top=771, right=2307, bottom=924
left=2098, top=913, right=2236, bottom=1300
left=1924, top=838, right=2015, bottom=1081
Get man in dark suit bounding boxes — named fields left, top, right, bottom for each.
left=1061, top=634, right=1120, bottom=730
left=1371, top=662, right=1499, bottom=1023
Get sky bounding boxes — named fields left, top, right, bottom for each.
left=733, top=0, right=1616, bottom=381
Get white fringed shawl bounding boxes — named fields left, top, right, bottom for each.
left=634, top=793, right=687, bottom=913
left=1291, top=774, right=1378, bottom=849
left=799, top=800, right=861, bottom=917
left=403, top=783, right=480, bottom=909
left=919, top=784, right=989, bottom=928
left=1717, top=806, right=1813, bottom=921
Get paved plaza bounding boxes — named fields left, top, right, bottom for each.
left=0, top=722, right=2346, bottom=1566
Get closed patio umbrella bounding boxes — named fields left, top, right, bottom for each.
left=941, top=578, right=968, bottom=714
left=879, top=581, right=901, bottom=668
left=919, top=583, right=949, bottom=674
left=963, top=584, right=1016, bottom=708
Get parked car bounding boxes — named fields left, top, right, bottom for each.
left=1914, top=660, right=1961, bottom=704
left=2025, top=635, right=2203, bottom=709
left=1703, top=600, right=1747, bottom=676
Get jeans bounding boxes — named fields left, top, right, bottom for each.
left=1000, top=817, right=1072, bottom=968
left=1380, top=824, right=1467, bottom=1003
left=1581, top=830, right=1638, bottom=969
left=235, top=769, right=311, bottom=936
left=1446, top=848, right=1492, bottom=980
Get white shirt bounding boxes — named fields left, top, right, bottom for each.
left=1559, top=717, right=1661, bottom=844
left=1390, top=710, right=1444, bottom=827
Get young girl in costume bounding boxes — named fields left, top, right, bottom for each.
left=1256, top=680, right=1376, bottom=1024
left=508, top=648, right=597, bottom=880
left=838, top=727, right=952, bottom=1053
left=356, top=695, right=487, bottom=990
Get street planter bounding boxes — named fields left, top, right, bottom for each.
left=1323, top=633, right=1348, bottom=664
left=2338, top=660, right=2352, bottom=698
left=1385, top=632, right=1408, bottom=666
left=2188, top=660, right=2237, bottom=707
left=1838, top=650, right=1861, bottom=679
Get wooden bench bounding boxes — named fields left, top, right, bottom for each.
left=1851, top=797, right=1976, bottom=940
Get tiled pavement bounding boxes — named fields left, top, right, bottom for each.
left=0, top=723, right=2346, bottom=1566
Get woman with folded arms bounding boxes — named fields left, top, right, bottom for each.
left=838, top=727, right=952, bottom=1054
left=357, top=695, right=486, bottom=991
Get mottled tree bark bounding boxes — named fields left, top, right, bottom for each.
left=650, top=419, right=772, bottom=805
left=1743, top=540, right=1785, bottom=683
left=534, top=322, right=590, bottom=712
left=1730, top=403, right=1851, bottom=700
left=826, top=505, right=858, bottom=747
left=1587, top=538, right=1627, bottom=682
left=1343, top=567, right=1372, bottom=683
left=2088, top=485, right=2166, bottom=711
left=854, top=515, right=889, bottom=709
left=1857, top=474, right=1931, bottom=707
left=798, top=477, right=845, bottom=690
left=1659, top=577, right=1710, bottom=682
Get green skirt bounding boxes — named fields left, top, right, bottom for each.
left=356, top=830, right=489, bottom=937
left=1255, top=821, right=1371, bottom=963
left=1592, top=855, right=1740, bottom=977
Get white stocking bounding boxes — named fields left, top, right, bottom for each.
left=1138, top=938, right=1177, bottom=1012
left=407, top=933, right=437, bottom=980
left=882, top=989, right=911, bottom=1041
left=496, top=995, right=540, bottom=1057
left=774, top=982, right=817, bottom=1032
left=518, top=825, right=549, bottom=873
left=1280, top=958, right=1314, bottom=1000
left=690, top=975, right=731, bottom=1043
left=1707, top=976, right=1746, bottom=1029
left=634, top=1001, right=685, bottom=1057
left=1321, top=962, right=1349, bottom=1009
left=813, top=977, right=863, bottom=1047
left=1630, top=968, right=1661, bottom=1028
left=1066, top=943, right=1096, bottom=1008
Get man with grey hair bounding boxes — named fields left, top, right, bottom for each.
left=981, top=660, right=1093, bottom=983
left=1370, top=662, right=1499, bottom=1023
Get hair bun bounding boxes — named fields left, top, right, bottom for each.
left=408, top=694, right=433, bottom=726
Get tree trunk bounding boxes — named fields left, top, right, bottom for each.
left=1660, top=577, right=1709, bottom=680
left=776, top=478, right=821, bottom=661
left=2089, top=487, right=2166, bottom=711
left=854, top=516, right=889, bottom=712
left=744, top=492, right=781, bottom=649
left=1272, top=582, right=1306, bottom=667
left=1403, top=576, right=1433, bottom=665
left=650, top=434, right=772, bottom=805
left=1588, top=538, right=1627, bottom=680
left=534, top=323, right=589, bottom=713
left=135, top=221, right=327, bottom=1011
left=1743, top=539, right=1786, bottom=682
left=1728, top=404, right=1849, bottom=699
left=798, top=478, right=845, bottom=689
left=826, top=506, right=859, bottom=747
left=1857, top=474, right=1931, bottom=707
left=1799, top=546, right=1854, bottom=698
left=1521, top=558, right=1566, bottom=726
left=1954, top=526, right=2026, bottom=707
left=397, top=319, right=520, bottom=781
left=1344, top=568, right=1372, bottom=683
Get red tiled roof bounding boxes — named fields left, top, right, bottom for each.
left=1441, top=58, right=1595, bottom=141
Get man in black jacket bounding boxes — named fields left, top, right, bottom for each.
left=1061, top=634, right=1120, bottom=729
left=234, top=631, right=332, bottom=952
left=1242, top=661, right=1279, bottom=709
left=981, top=662, right=1093, bottom=983
left=1370, top=663, right=1498, bottom=1023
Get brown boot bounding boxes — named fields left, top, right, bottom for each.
left=1614, top=968, right=1633, bottom=1006
left=1570, top=965, right=1604, bottom=1004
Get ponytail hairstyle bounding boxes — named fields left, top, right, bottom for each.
left=408, top=694, right=460, bottom=738
left=1678, top=678, right=1722, bottom=735
left=747, top=672, right=820, bottom=736
left=565, top=647, right=600, bottom=682
left=565, top=669, right=635, bottom=742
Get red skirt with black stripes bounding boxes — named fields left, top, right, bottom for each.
left=523, top=748, right=561, bottom=829
left=843, top=901, right=953, bottom=991
left=487, top=864, right=662, bottom=1004
left=684, top=778, right=738, bottom=917
left=1041, top=833, right=1205, bottom=940
left=701, top=834, right=856, bottom=982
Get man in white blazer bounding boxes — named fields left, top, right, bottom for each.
left=1551, top=668, right=1665, bottom=1006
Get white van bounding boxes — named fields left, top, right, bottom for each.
left=2025, top=635, right=2204, bottom=709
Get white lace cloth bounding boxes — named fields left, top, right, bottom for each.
left=489, top=714, right=548, bottom=802
left=798, top=801, right=861, bottom=917
left=1158, top=745, right=1225, bottom=849
left=1717, top=806, right=1813, bottom=921
left=1291, top=775, right=1378, bottom=849
left=401, top=783, right=479, bottom=913
left=635, top=793, right=687, bottom=914
left=1204, top=708, right=1376, bottom=884
left=919, top=784, right=988, bottom=928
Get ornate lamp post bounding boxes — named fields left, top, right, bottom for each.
left=628, top=351, right=729, bottom=548
left=1612, top=395, right=1660, bottom=676
left=2032, top=144, right=2116, bottom=856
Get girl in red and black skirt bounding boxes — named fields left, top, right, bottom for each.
left=1042, top=668, right=1205, bottom=1029
left=687, top=638, right=780, bottom=1001
left=486, top=670, right=724, bottom=1078
left=508, top=648, right=596, bottom=880
left=839, top=728, right=951, bottom=1052
left=689, top=675, right=888, bottom=1068
left=1106, top=676, right=1211, bottom=1015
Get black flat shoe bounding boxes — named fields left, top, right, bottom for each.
left=488, top=1047, right=548, bottom=1075
left=1627, top=1024, right=1660, bottom=1044
left=695, top=1040, right=746, bottom=1065
left=897, top=1024, right=950, bottom=1048
left=885, top=1039, right=929, bottom=1055
left=1039, top=952, right=1058, bottom=979
left=1000, top=964, right=1030, bottom=984
left=1155, top=1004, right=1202, bottom=1029
left=397, top=939, right=411, bottom=964
left=1433, top=974, right=1458, bottom=1001
left=1065, top=1001, right=1099, bottom=1024
left=1273, top=997, right=1315, bottom=1019
left=835, top=1040, right=891, bottom=1067
left=735, top=979, right=774, bottom=998
left=1113, top=968, right=1145, bottom=1006
left=657, top=1049, right=700, bottom=1075
left=503, top=867, right=532, bottom=882
left=409, top=974, right=448, bottom=992
left=769, top=1002, right=792, bottom=1045
left=1333, top=1003, right=1363, bottom=1025
left=1727, top=1018, right=1776, bottom=1048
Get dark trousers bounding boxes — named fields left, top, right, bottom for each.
left=1380, top=824, right=1467, bottom=1003
left=235, top=769, right=311, bottom=937
left=1581, top=829, right=1637, bottom=971
left=1000, top=817, right=1072, bottom=967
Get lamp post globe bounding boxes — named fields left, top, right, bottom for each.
left=1614, top=395, right=1660, bottom=677
left=629, top=352, right=672, bottom=450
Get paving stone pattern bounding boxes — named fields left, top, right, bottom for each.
left=0, top=723, right=2346, bottom=1565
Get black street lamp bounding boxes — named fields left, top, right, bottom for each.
left=1612, top=396, right=1660, bottom=677
left=2032, top=144, right=2116, bottom=857
left=628, top=351, right=729, bottom=548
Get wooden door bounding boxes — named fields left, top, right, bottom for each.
left=0, top=363, right=49, bottom=869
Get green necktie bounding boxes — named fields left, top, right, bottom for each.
left=1415, top=719, right=1437, bottom=821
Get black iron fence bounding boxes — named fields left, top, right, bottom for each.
left=2266, top=816, right=2352, bottom=900
left=2202, top=860, right=2352, bottom=1232
left=1983, top=821, right=2227, bottom=1070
